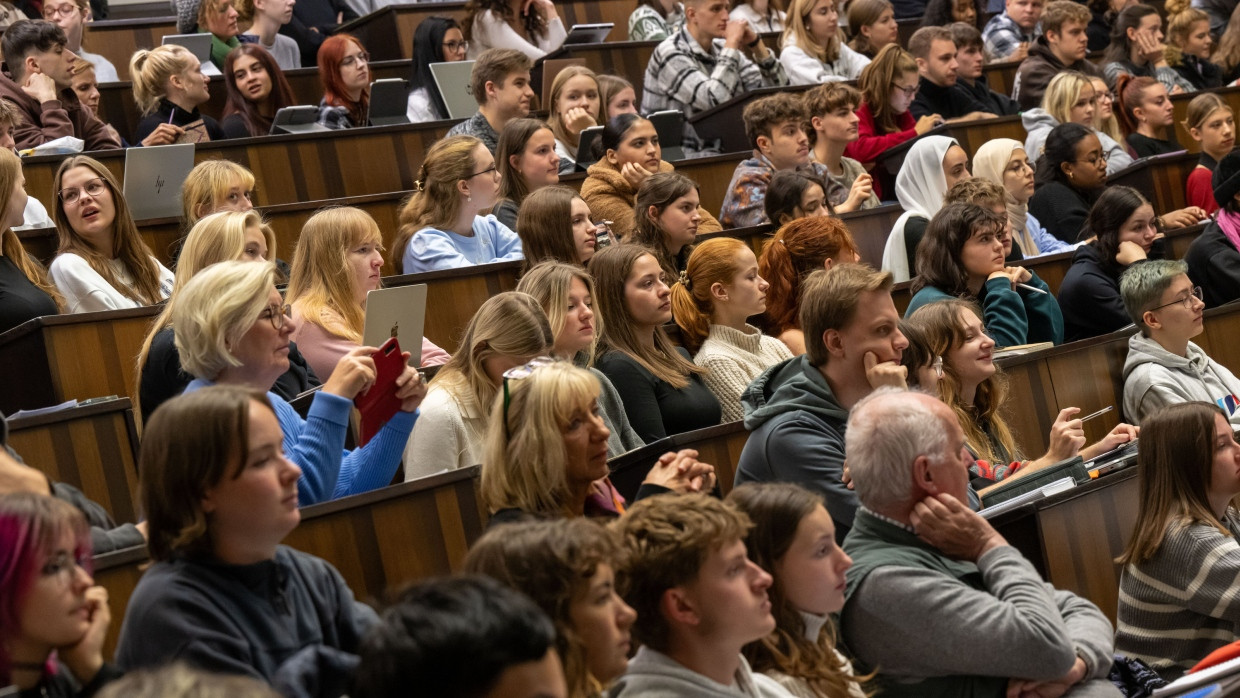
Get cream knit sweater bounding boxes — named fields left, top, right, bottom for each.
left=695, top=324, right=794, bottom=423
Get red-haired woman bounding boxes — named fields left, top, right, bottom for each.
left=317, top=34, right=370, bottom=129
left=221, top=44, right=296, bottom=138
left=0, top=493, right=119, bottom=696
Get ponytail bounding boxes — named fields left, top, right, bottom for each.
left=672, top=238, right=750, bottom=353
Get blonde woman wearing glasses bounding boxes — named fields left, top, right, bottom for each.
left=480, top=358, right=715, bottom=525
left=172, top=261, right=426, bottom=505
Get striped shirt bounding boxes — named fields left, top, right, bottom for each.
left=640, top=26, right=787, bottom=153
left=981, top=12, right=1040, bottom=62
left=1116, top=511, right=1240, bottom=679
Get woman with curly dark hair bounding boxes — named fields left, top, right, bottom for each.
left=463, top=0, right=567, bottom=60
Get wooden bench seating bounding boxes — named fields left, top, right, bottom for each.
left=1171, top=85, right=1240, bottom=152
left=81, top=16, right=177, bottom=81
left=6, top=397, right=141, bottom=524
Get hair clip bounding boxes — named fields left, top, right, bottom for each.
left=412, top=179, right=424, bottom=193
left=678, top=270, right=691, bottom=289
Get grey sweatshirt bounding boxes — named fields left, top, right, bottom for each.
left=1122, top=333, right=1240, bottom=428
left=1022, top=108, right=1133, bottom=175
left=608, top=646, right=795, bottom=698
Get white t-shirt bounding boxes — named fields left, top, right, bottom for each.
left=76, top=49, right=119, bottom=83
left=49, top=252, right=174, bottom=314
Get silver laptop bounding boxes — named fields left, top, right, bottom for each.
left=122, top=143, right=195, bottom=220
left=161, top=33, right=221, bottom=76
left=368, top=78, right=410, bottom=127
left=563, top=23, right=613, bottom=44
left=429, top=60, right=478, bottom=120
left=363, top=284, right=428, bottom=366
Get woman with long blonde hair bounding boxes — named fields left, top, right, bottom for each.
left=780, top=0, right=870, bottom=85
left=591, top=244, right=720, bottom=442
left=49, top=155, right=174, bottom=314
left=671, top=237, right=792, bottom=422
left=403, top=291, right=552, bottom=480
left=135, top=209, right=320, bottom=423
left=180, top=159, right=255, bottom=228
left=516, top=261, right=643, bottom=456
left=394, top=135, right=523, bottom=273
left=0, top=148, right=61, bottom=334
left=286, top=207, right=449, bottom=381
left=547, top=65, right=601, bottom=174
left=1022, top=70, right=1133, bottom=174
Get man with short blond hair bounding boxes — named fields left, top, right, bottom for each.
left=447, top=48, right=534, bottom=154
left=735, top=264, right=909, bottom=542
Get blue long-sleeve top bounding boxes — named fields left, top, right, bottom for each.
left=185, top=379, right=416, bottom=505
left=904, top=272, right=1064, bottom=348
left=402, top=214, right=524, bottom=273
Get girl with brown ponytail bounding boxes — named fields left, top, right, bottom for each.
left=671, top=237, right=792, bottom=423
left=757, top=217, right=861, bottom=356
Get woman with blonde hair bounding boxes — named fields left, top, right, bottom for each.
left=846, top=0, right=897, bottom=59
left=287, top=207, right=449, bottom=380
left=493, top=118, right=561, bottom=231
left=1022, top=70, right=1133, bottom=174
left=547, top=65, right=601, bottom=174
left=759, top=216, right=860, bottom=355
left=1211, top=9, right=1240, bottom=84
left=135, top=209, right=310, bottom=423
left=516, top=186, right=601, bottom=268
left=130, top=44, right=226, bottom=146
left=1089, top=75, right=1125, bottom=147
left=1116, top=402, right=1240, bottom=679
left=180, top=159, right=256, bottom=228
left=1164, top=0, right=1222, bottom=90
left=671, top=237, right=792, bottom=422
left=0, top=148, right=61, bottom=334
left=904, top=298, right=1134, bottom=484
left=597, top=75, right=638, bottom=124
left=1183, top=92, right=1235, bottom=213
left=516, top=261, right=643, bottom=456
left=394, top=134, right=523, bottom=273
left=49, top=156, right=174, bottom=314
left=172, top=261, right=425, bottom=504
left=729, top=482, right=868, bottom=698
left=780, top=0, right=870, bottom=85
left=580, top=114, right=722, bottom=240
left=404, top=291, right=552, bottom=480
left=464, top=519, right=636, bottom=698
left=591, top=244, right=721, bottom=442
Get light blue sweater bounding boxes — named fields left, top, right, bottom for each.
left=402, top=214, right=524, bottom=273
left=185, top=379, right=416, bottom=505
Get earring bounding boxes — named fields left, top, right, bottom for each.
left=1067, top=170, right=1074, bottom=180
left=467, top=195, right=472, bottom=202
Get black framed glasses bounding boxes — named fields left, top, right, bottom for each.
left=467, top=165, right=498, bottom=179
left=501, top=356, right=557, bottom=439
left=892, top=82, right=918, bottom=97
left=1148, top=286, right=1203, bottom=312
left=442, top=39, right=469, bottom=52
left=260, top=303, right=292, bottom=331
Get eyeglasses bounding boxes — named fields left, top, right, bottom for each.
left=42, top=4, right=79, bottom=18
left=340, top=51, right=370, bottom=68
left=1075, top=153, right=1108, bottom=166
left=1148, top=286, right=1203, bottom=312
left=41, top=550, right=90, bottom=584
left=260, top=303, right=292, bottom=331
left=57, top=177, right=107, bottom=205
left=466, top=165, right=498, bottom=179
left=1097, top=91, right=1115, bottom=102
left=501, top=356, right=557, bottom=439
left=892, top=83, right=918, bottom=97
left=442, top=39, right=469, bottom=53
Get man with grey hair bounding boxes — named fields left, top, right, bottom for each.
left=841, top=388, right=1119, bottom=697
left=1121, top=260, right=1240, bottom=427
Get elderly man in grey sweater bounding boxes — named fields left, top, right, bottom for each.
left=840, top=389, right=1119, bottom=698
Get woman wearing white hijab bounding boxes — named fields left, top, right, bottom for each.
left=972, top=139, right=1078, bottom=260
left=881, top=135, right=971, bottom=282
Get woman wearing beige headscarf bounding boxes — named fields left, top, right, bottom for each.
left=972, top=138, right=1078, bottom=260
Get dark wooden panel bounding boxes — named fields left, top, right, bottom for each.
left=1171, top=84, right=1240, bottom=152
left=81, top=16, right=177, bottom=82
left=1107, top=150, right=1198, bottom=217
left=384, top=260, right=521, bottom=351
left=6, top=398, right=141, bottom=524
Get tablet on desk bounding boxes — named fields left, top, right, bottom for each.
left=563, top=23, right=614, bottom=45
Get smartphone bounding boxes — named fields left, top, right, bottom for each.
left=354, top=337, right=404, bottom=446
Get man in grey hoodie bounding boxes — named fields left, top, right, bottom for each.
left=735, top=264, right=909, bottom=543
left=609, top=493, right=795, bottom=698
left=1121, top=259, right=1240, bottom=427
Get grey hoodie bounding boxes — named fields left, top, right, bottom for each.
left=735, top=356, right=857, bottom=541
left=1123, top=332, right=1240, bottom=428
left=1022, top=108, right=1133, bottom=175
left=608, top=646, right=795, bottom=698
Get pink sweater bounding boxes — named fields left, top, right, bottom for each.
left=290, top=303, right=451, bottom=381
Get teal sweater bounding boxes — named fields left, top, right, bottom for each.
left=904, top=273, right=1064, bottom=347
